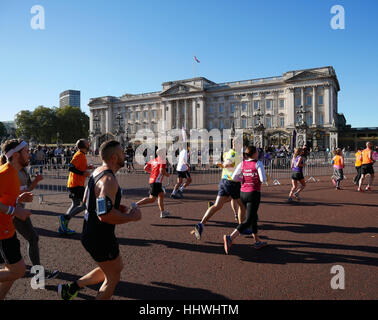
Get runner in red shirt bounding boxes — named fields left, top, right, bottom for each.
left=136, top=148, right=170, bottom=218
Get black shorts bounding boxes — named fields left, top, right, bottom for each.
left=0, top=233, right=22, bottom=265
left=177, top=171, right=191, bottom=179
left=68, top=186, right=85, bottom=200
left=81, top=235, right=119, bottom=263
left=150, top=183, right=164, bottom=197
left=291, top=172, right=304, bottom=181
left=361, top=163, right=374, bottom=175
left=217, top=179, right=241, bottom=199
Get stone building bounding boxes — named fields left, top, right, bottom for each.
left=88, top=66, right=340, bottom=151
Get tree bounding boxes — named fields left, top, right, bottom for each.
left=14, top=105, right=89, bottom=144
left=0, top=122, right=7, bottom=139
left=55, top=106, right=89, bottom=143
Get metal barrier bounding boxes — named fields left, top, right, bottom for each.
left=29, top=158, right=360, bottom=203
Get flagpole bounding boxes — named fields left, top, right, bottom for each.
left=194, top=53, right=196, bottom=78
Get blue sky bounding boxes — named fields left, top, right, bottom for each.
left=0, top=0, right=377, bottom=127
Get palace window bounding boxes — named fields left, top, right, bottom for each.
left=152, top=110, right=156, bottom=119
left=241, top=118, right=247, bottom=129
left=219, top=119, right=224, bottom=129
left=318, top=95, right=324, bottom=105
left=219, top=104, right=224, bottom=113
left=318, top=113, right=324, bottom=125
left=266, top=100, right=272, bottom=110
left=266, top=117, right=272, bottom=128
left=209, top=120, right=213, bottom=129
left=279, top=116, right=285, bottom=127
left=143, top=111, right=148, bottom=119
left=254, top=101, right=259, bottom=110
left=136, top=112, right=140, bottom=120
left=295, top=97, right=301, bottom=107
left=307, top=113, right=313, bottom=125
left=306, top=96, right=312, bottom=106
left=230, top=104, right=235, bottom=113
left=279, top=99, right=285, bottom=109
left=242, top=103, right=247, bottom=112
left=209, top=105, right=214, bottom=113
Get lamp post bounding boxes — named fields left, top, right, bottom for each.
left=295, top=105, right=307, bottom=148
left=115, top=112, right=125, bottom=147
left=253, top=107, right=265, bottom=148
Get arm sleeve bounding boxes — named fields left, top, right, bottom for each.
left=68, top=163, right=85, bottom=175
left=231, top=162, right=242, bottom=180
left=257, top=161, right=267, bottom=183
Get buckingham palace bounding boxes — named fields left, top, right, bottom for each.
left=88, top=66, right=340, bottom=151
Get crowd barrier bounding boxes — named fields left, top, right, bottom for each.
left=29, top=157, right=360, bottom=204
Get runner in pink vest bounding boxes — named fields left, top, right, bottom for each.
left=223, top=145, right=267, bottom=254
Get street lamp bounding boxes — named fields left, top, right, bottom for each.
left=115, top=112, right=124, bottom=135
left=295, top=105, right=308, bottom=148
left=253, top=107, right=265, bottom=148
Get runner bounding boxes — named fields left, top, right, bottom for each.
left=331, top=148, right=344, bottom=190
left=14, top=166, right=59, bottom=280
left=58, top=139, right=93, bottom=234
left=136, top=148, right=170, bottom=218
left=223, top=145, right=267, bottom=254
left=57, top=140, right=142, bottom=300
left=0, top=139, right=33, bottom=300
left=358, top=142, right=375, bottom=192
left=353, top=147, right=363, bottom=185
left=170, top=145, right=192, bottom=199
left=288, top=148, right=306, bottom=202
left=192, top=139, right=246, bottom=240
left=125, top=144, right=135, bottom=173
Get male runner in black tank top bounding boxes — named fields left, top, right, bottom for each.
left=57, top=140, right=141, bottom=300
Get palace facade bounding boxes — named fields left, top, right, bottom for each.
left=88, top=66, right=340, bottom=151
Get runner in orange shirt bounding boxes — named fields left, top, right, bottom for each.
left=331, top=148, right=344, bottom=190
left=0, top=139, right=33, bottom=300
left=58, top=139, right=93, bottom=234
left=353, top=147, right=363, bottom=185
left=358, top=142, right=375, bottom=192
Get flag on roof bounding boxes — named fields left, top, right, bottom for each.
left=194, top=56, right=200, bottom=63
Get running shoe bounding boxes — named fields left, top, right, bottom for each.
left=254, top=241, right=268, bottom=250
left=58, top=215, right=68, bottom=233
left=57, top=283, right=78, bottom=300
left=294, top=192, right=301, bottom=200
left=177, top=190, right=183, bottom=199
left=287, top=197, right=294, bottom=203
left=45, top=269, right=60, bottom=281
left=170, top=193, right=180, bottom=199
left=58, top=226, right=76, bottom=235
left=208, top=201, right=214, bottom=208
left=194, top=223, right=203, bottom=240
left=223, top=235, right=232, bottom=254
left=240, top=229, right=253, bottom=235
left=357, top=188, right=364, bottom=192
left=331, top=178, right=337, bottom=186
left=160, top=210, right=170, bottom=218
left=365, top=186, right=372, bottom=191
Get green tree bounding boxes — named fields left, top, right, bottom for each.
left=32, top=106, right=58, bottom=143
left=15, top=110, right=36, bottom=140
left=0, top=122, right=7, bottom=139
left=56, top=106, right=89, bottom=143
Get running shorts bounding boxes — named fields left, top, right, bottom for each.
left=150, top=183, right=164, bottom=197
left=291, top=172, right=304, bottom=181
left=361, top=163, right=374, bottom=175
left=68, top=186, right=85, bottom=200
left=177, top=171, right=191, bottom=179
left=217, top=179, right=241, bottom=199
left=81, top=235, right=119, bottom=263
left=0, top=233, right=22, bottom=265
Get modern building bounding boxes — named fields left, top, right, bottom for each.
left=60, top=90, right=80, bottom=108
left=88, top=66, right=341, bottom=150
